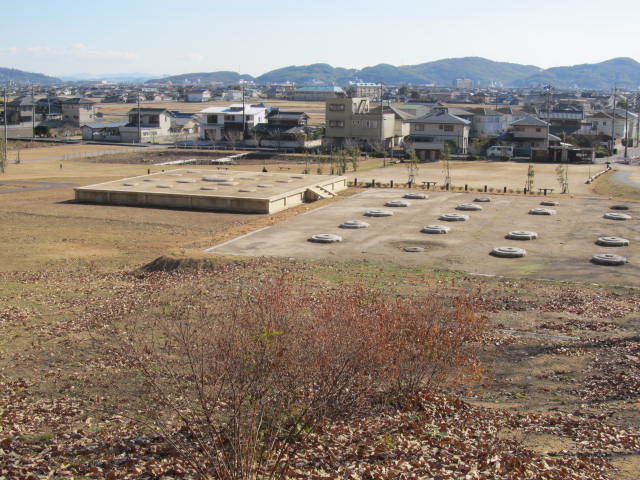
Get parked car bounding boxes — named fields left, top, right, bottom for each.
left=487, top=145, right=514, bottom=159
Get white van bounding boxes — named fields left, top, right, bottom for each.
left=486, top=145, right=514, bottom=159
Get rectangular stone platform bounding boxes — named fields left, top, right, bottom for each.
left=74, top=169, right=348, bottom=214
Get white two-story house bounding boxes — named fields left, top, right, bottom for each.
left=119, top=107, right=173, bottom=143
left=407, top=107, right=470, bottom=160
left=198, top=104, right=268, bottom=142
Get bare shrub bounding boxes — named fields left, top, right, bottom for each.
left=114, top=274, right=487, bottom=479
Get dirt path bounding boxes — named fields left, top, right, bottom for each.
left=0, top=180, right=77, bottom=194
left=7, top=144, right=166, bottom=163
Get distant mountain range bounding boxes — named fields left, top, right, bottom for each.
left=150, top=71, right=255, bottom=85
left=0, top=67, right=60, bottom=86
left=151, top=57, right=640, bottom=89
left=3, top=57, right=640, bottom=89
left=60, top=73, right=158, bottom=82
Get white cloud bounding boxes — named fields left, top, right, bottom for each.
left=0, top=46, right=18, bottom=55
left=186, top=52, right=205, bottom=63
left=26, top=44, right=139, bottom=60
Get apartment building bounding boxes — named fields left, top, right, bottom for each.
left=324, top=97, right=396, bottom=150
left=348, top=83, right=382, bottom=100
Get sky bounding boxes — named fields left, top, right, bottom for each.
left=2, top=0, right=640, bottom=78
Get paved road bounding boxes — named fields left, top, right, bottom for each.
left=610, top=146, right=640, bottom=165
left=0, top=180, right=77, bottom=195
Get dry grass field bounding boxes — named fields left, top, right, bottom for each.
left=0, top=158, right=353, bottom=271
left=344, top=161, right=610, bottom=196
left=1, top=158, right=640, bottom=478
left=6, top=143, right=144, bottom=163
left=96, top=99, right=328, bottom=126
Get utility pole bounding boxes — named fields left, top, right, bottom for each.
left=379, top=82, right=384, bottom=154
left=241, top=82, right=246, bottom=141
left=611, top=86, right=617, bottom=154
left=624, top=95, right=629, bottom=160
left=636, top=92, right=640, bottom=149
left=545, top=84, right=552, bottom=124
left=137, top=89, right=141, bottom=144
left=31, top=85, right=35, bottom=139
left=2, top=88, right=7, bottom=173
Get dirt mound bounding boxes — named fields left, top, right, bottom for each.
left=138, top=255, right=223, bottom=273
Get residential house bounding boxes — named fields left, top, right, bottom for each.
left=168, top=111, right=198, bottom=135
left=125, top=92, right=145, bottom=103
left=35, top=96, right=63, bottom=119
left=509, top=115, right=551, bottom=149
left=185, top=89, right=211, bottom=102
left=582, top=111, right=614, bottom=137
left=6, top=96, right=35, bottom=125
left=251, top=110, right=321, bottom=150
left=118, top=108, right=173, bottom=143
left=369, top=104, right=412, bottom=146
left=324, top=97, right=396, bottom=150
left=81, top=121, right=128, bottom=142
left=102, top=94, right=127, bottom=103
left=290, top=86, right=345, bottom=102
left=538, top=104, right=585, bottom=136
left=494, top=115, right=562, bottom=159
left=221, top=90, right=243, bottom=101
left=391, top=103, right=429, bottom=119
left=198, top=103, right=268, bottom=142
left=468, top=107, right=513, bottom=138
left=582, top=109, right=639, bottom=146
left=406, top=106, right=470, bottom=160
left=61, top=98, right=96, bottom=126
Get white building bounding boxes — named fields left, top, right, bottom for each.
left=469, top=108, right=513, bottom=138
left=582, top=110, right=639, bottom=146
left=198, top=103, right=268, bottom=142
left=185, top=89, right=211, bottom=102
left=118, top=108, right=173, bottom=143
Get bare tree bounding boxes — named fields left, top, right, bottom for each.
left=442, top=143, right=452, bottom=187
left=525, top=164, right=535, bottom=193
left=224, top=129, right=244, bottom=151
left=406, top=150, right=419, bottom=186
left=556, top=164, right=569, bottom=194
left=111, top=275, right=488, bottom=480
